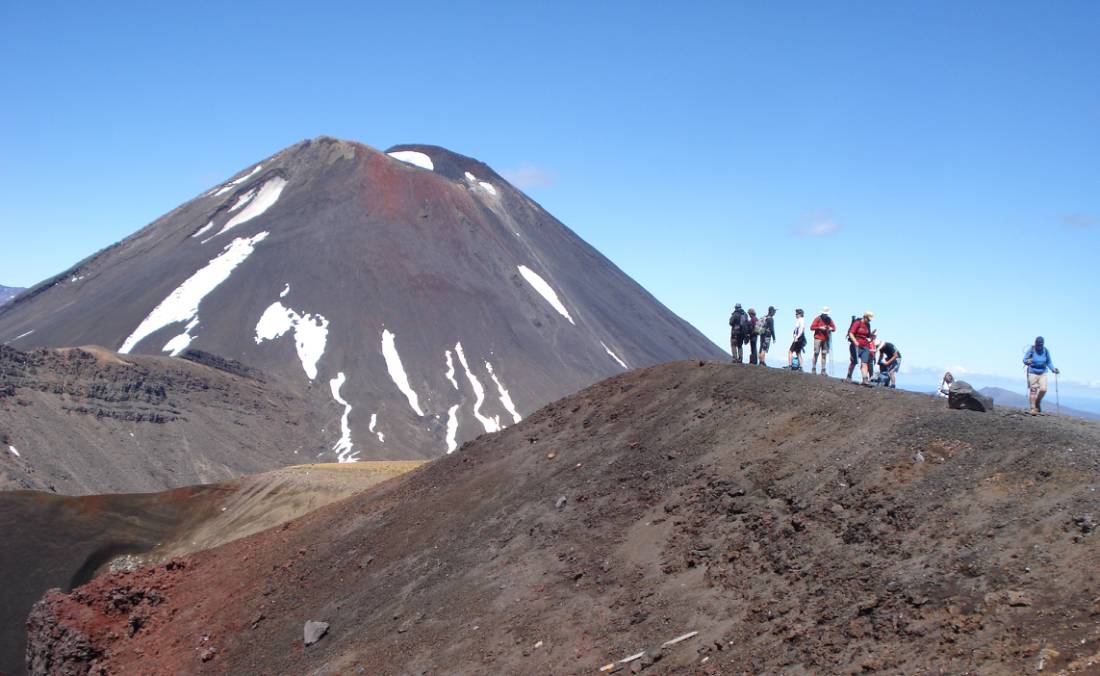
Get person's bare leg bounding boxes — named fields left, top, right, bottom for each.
left=1036, top=386, right=1047, bottom=413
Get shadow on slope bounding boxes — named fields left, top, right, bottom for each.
left=27, top=362, right=1100, bottom=674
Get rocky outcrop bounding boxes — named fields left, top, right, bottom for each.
left=25, top=591, right=105, bottom=676
left=0, top=345, right=325, bottom=495
left=947, top=380, right=994, bottom=412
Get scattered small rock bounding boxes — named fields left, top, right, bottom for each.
left=546, top=452, right=556, bottom=460
left=304, top=620, right=329, bottom=646
left=556, top=496, right=567, bottom=510
left=1073, top=515, right=1097, bottom=534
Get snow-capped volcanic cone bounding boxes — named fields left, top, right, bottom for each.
left=0, top=137, right=724, bottom=462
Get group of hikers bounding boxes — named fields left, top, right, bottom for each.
left=728, top=305, right=900, bottom=387
left=730, top=305, right=1063, bottom=414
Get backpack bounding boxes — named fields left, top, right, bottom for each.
left=753, top=318, right=767, bottom=336
left=730, top=310, right=749, bottom=338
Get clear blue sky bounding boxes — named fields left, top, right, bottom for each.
left=2, top=1, right=1098, bottom=388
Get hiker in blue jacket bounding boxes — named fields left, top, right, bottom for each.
left=1023, top=336, right=1060, bottom=414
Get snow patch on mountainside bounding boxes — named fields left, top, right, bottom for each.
left=228, top=189, right=255, bottom=212
left=601, top=341, right=629, bottom=369
left=445, top=404, right=460, bottom=453
left=192, top=221, right=214, bottom=238
left=120, top=231, right=269, bottom=355
left=369, top=414, right=384, bottom=443
left=518, top=265, right=575, bottom=324
left=454, top=342, right=500, bottom=434
left=329, top=372, right=358, bottom=463
left=388, top=151, right=434, bottom=171
left=162, top=317, right=200, bottom=356
left=213, top=176, right=287, bottom=238
left=479, top=181, right=497, bottom=196
left=382, top=329, right=425, bottom=416
left=253, top=299, right=330, bottom=380
left=213, top=164, right=262, bottom=196
left=486, top=361, right=522, bottom=424
left=444, top=350, right=459, bottom=389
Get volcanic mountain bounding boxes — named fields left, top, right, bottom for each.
left=0, top=286, right=23, bottom=306
left=26, top=363, right=1100, bottom=674
left=0, top=137, right=724, bottom=467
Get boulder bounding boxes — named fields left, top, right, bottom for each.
left=304, top=620, right=329, bottom=647
left=948, top=381, right=993, bottom=413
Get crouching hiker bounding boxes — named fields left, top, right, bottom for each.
left=937, top=371, right=954, bottom=397
left=729, top=303, right=749, bottom=363
left=876, top=340, right=901, bottom=388
left=1024, top=336, right=1059, bottom=414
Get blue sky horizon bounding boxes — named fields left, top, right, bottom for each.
left=2, top=2, right=1097, bottom=392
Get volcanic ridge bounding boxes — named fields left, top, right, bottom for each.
left=26, top=362, right=1100, bottom=674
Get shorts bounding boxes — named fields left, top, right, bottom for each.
left=1027, top=372, right=1048, bottom=393
left=759, top=336, right=772, bottom=352
left=814, top=338, right=829, bottom=356
left=790, top=335, right=806, bottom=353
left=883, top=359, right=900, bottom=373
left=858, top=347, right=873, bottom=364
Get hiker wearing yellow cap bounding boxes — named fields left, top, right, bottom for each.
left=810, top=306, right=836, bottom=376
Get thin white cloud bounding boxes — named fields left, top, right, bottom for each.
left=501, top=163, right=555, bottom=190
left=1062, top=213, right=1097, bottom=229
left=792, top=210, right=840, bottom=237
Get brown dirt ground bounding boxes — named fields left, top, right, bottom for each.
left=26, top=362, right=1100, bottom=675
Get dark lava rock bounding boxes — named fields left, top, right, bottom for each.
left=948, top=381, right=994, bottom=412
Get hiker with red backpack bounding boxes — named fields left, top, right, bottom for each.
left=809, top=307, right=837, bottom=376
left=728, top=303, right=750, bottom=363
left=846, top=311, right=875, bottom=385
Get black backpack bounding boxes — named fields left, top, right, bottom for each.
left=730, top=310, right=749, bottom=337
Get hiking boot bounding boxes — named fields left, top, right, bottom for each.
left=811, top=368, right=816, bottom=374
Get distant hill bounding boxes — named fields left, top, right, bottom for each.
left=0, top=286, right=22, bottom=306
left=979, top=385, right=1099, bottom=420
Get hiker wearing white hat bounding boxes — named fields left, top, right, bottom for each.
left=809, top=306, right=837, bottom=376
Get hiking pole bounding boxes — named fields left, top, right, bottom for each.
left=1055, top=371, right=1060, bottom=416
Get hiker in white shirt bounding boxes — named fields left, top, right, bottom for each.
left=788, top=308, right=806, bottom=369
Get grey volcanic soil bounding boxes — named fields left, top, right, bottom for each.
left=0, top=345, right=327, bottom=494
left=27, top=362, right=1100, bottom=674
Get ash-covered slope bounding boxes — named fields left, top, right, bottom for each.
left=0, top=286, right=23, bottom=306
left=0, top=345, right=325, bottom=494
left=0, top=137, right=724, bottom=464
left=28, top=363, right=1100, bottom=675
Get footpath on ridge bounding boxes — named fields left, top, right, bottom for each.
left=27, top=361, right=1100, bottom=674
